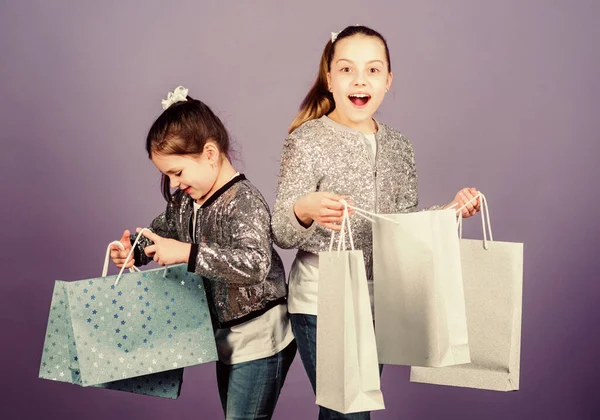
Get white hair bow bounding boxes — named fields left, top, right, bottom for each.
left=161, top=86, right=189, bottom=110
left=331, top=31, right=340, bottom=43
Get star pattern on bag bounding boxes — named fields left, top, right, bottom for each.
left=39, top=265, right=218, bottom=395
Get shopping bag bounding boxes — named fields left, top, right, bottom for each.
left=410, top=195, right=523, bottom=391
left=316, top=203, right=385, bottom=414
left=370, top=208, right=470, bottom=367
left=40, top=279, right=183, bottom=398
left=39, top=239, right=218, bottom=393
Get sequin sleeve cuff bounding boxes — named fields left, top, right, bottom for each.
left=187, top=244, right=199, bottom=273
left=287, top=205, right=317, bottom=234
left=420, top=204, right=444, bottom=212
left=130, top=233, right=145, bottom=267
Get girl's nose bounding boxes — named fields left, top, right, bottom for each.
left=353, top=73, right=367, bottom=86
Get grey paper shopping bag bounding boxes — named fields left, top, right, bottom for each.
left=410, top=196, right=523, bottom=391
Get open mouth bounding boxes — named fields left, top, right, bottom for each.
left=348, top=93, right=371, bottom=107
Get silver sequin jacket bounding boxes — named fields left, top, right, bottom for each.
left=132, top=175, right=287, bottom=328
left=272, top=115, right=437, bottom=278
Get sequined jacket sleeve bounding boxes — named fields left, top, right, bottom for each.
left=271, top=129, right=319, bottom=249
left=188, top=189, right=272, bottom=286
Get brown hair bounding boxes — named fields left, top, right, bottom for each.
left=288, top=25, right=392, bottom=133
left=146, top=96, right=231, bottom=202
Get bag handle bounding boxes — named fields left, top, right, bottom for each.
left=102, top=241, right=140, bottom=277
left=347, top=204, right=399, bottom=225
left=328, top=200, right=357, bottom=253
left=327, top=193, right=492, bottom=251
left=114, top=228, right=160, bottom=286
left=456, top=192, right=493, bottom=249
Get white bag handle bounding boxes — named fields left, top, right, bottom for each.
left=327, top=199, right=408, bottom=254
left=346, top=204, right=398, bottom=225
left=105, top=228, right=171, bottom=286
left=114, top=228, right=168, bottom=286
left=328, top=193, right=492, bottom=251
left=328, top=200, right=357, bottom=253
left=102, top=240, right=140, bottom=277
left=456, top=192, right=493, bottom=249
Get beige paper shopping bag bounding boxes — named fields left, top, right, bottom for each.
left=410, top=195, right=524, bottom=391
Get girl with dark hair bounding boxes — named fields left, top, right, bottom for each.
left=111, top=86, right=296, bottom=420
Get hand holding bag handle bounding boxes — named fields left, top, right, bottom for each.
left=456, top=193, right=493, bottom=249
left=111, top=228, right=168, bottom=286
left=102, top=240, right=141, bottom=278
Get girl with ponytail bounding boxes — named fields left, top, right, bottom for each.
left=272, top=25, right=482, bottom=419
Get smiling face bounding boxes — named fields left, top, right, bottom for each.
left=326, top=34, right=393, bottom=133
left=150, top=141, right=220, bottom=203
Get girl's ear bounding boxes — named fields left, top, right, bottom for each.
left=203, top=141, right=220, bottom=162
left=386, top=72, right=393, bottom=92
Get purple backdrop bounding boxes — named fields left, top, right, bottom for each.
left=1, top=1, right=599, bottom=419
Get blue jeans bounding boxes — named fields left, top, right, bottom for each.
left=290, top=313, right=382, bottom=420
left=216, top=340, right=297, bottom=420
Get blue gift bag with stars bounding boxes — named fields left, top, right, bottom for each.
left=39, top=263, right=218, bottom=397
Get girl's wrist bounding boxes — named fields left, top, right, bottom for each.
left=293, top=200, right=313, bottom=228
left=182, top=242, right=192, bottom=263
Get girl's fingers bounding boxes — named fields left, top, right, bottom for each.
left=464, top=189, right=481, bottom=214
left=322, top=222, right=342, bottom=231
left=324, top=198, right=345, bottom=210
left=319, top=218, right=344, bottom=225
left=464, top=188, right=481, bottom=208
left=319, top=208, right=344, bottom=217
left=460, top=192, right=475, bottom=212
left=324, top=192, right=345, bottom=201
left=117, top=261, right=134, bottom=269
left=461, top=188, right=475, bottom=202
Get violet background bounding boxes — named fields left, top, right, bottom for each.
left=1, top=1, right=598, bottom=419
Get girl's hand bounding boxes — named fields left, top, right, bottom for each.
left=110, top=230, right=135, bottom=268
left=139, top=228, right=192, bottom=266
left=444, top=187, right=481, bottom=218
left=293, top=192, right=354, bottom=231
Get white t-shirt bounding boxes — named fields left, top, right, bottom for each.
left=214, top=303, right=294, bottom=365
left=287, top=257, right=374, bottom=318
left=192, top=180, right=293, bottom=365
left=364, top=133, right=377, bottom=159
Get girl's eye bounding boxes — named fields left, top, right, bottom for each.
left=175, top=171, right=182, bottom=176
left=369, top=68, right=380, bottom=73
left=340, top=67, right=351, bottom=73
